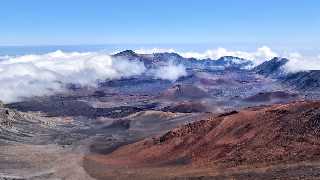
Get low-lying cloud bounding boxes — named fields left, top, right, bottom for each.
left=150, top=62, right=187, bottom=81
left=0, top=51, right=146, bottom=103
left=283, top=52, right=320, bottom=73
left=0, top=50, right=188, bottom=103
left=179, top=46, right=278, bottom=65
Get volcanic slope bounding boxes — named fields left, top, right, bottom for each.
left=84, top=101, right=320, bottom=180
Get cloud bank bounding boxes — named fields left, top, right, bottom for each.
left=0, top=51, right=146, bottom=103
left=283, top=52, right=320, bottom=73
left=180, top=46, right=278, bottom=65
left=0, top=50, right=188, bottom=103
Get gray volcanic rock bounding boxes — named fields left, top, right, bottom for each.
left=8, top=99, right=158, bottom=118
left=161, top=84, right=209, bottom=99
left=244, top=91, right=299, bottom=103
left=162, top=102, right=209, bottom=113
left=0, top=107, right=58, bottom=144
left=253, top=57, right=289, bottom=77
left=283, top=70, right=320, bottom=91
left=113, top=50, right=139, bottom=59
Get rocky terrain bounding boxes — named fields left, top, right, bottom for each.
left=1, top=50, right=320, bottom=179
left=84, top=101, right=320, bottom=179
left=254, top=57, right=320, bottom=93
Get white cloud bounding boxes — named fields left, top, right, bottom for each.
left=283, top=52, right=320, bottom=73
left=134, top=48, right=175, bottom=54
left=0, top=50, right=188, bottom=103
left=0, top=50, right=146, bottom=103
left=178, top=46, right=278, bottom=65
left=150, top=62, right=187, bottom=81
left=135, top=46, right=278, bottom=65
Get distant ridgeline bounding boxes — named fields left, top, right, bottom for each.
left=114, top=50, right=320, bottom=93
left=113, top=50, right=253, bottom=70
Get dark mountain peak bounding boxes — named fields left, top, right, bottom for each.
left=254, top=57, right=289, bottom=77
left=113, top=50, right=138, bottom=57
left=153, top=52, right=183, bottom=59
left=269, top=57, right=289, bottom=63
left=217, top=56, right=245, bottom=61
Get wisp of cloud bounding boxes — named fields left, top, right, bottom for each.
left=151, top=62, right=187, bottom=81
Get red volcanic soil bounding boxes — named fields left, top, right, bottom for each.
left=84, top=101, right=320, bottom=179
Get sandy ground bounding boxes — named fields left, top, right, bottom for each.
left=0, top=139, right=94, bottom=180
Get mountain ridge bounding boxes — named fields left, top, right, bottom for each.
left=113, top=50, right=254, bottom=69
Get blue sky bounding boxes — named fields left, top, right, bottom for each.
left=0, top=0, right=319, bottom=48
